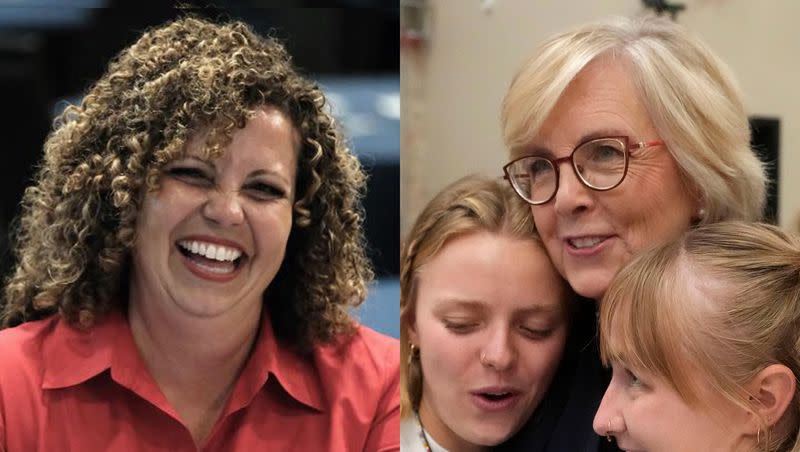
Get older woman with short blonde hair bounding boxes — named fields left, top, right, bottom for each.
left=502, top=16, right=764, bottom=224
left=499, top=15, right=766, bottom=451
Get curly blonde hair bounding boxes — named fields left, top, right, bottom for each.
left=1, top=16, right=372, bottom=350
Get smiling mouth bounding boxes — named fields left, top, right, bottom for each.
left=176, top=241, right=246, bottom=275
left=567, top=236, right=610, bottom=249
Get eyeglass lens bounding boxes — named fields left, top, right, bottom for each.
left=508, top=138, right=627, bottom=204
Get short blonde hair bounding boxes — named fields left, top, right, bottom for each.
left=600, top=221, right=800, bottom=451
left=501, top=15, right=765, bottom=223
left=400, top=174, right=561, bottom=417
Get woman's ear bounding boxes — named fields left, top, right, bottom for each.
left=407, top=322, right=419, bottom=345
left=746, top=363, right=796, bottom=429
left=688, top=184, right=706, bottom=224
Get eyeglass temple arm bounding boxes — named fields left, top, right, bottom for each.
left=632, top=139, right=664, bottom=152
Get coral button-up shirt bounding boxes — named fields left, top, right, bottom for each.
left=0, top=310, right=400, bottom=452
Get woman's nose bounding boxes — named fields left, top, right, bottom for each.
left=203, top=190, right=245, bottom=227
left=592, top=382, right=623, bottom=437
left=480, top=328, right=517, bottom=371
left=553, top=163, right=593, bottom=216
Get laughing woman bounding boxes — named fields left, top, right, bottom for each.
left=0, top=17, right=399, bottom=451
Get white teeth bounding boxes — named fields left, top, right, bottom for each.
left=215, top=246, right=227, bottom=261
left=178, top=240, right=243, bottom=262
left=570, top=237, right=604, bottom=249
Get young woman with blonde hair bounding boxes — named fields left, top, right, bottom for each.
left=596, top=221, right=800, bottom=451
left=401, top=175, right=573, bottom=451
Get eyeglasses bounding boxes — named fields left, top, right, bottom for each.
left=503, top=136, right=664, bottom=205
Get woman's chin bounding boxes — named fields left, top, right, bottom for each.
left=171, top=296, right=239, bottom=318
left=465, top=431, right=513, bottom=448
left=566, top=272, right=611, bottom=301
left=458, top=421, right=522, bottom=448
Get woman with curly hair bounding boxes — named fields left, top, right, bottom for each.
left=0, top=16, right=399, bottom=451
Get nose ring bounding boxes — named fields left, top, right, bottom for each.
left=480, top=352, right=487, bottom=366
left=606, top=420, right=613, bottom=443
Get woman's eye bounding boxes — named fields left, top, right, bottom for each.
left=443, top=321, right=479, bottom=334
left=595, top=146, right=621, bottom=160
left=166, top=167, right=212, bottom=185
left=625, top=368, right=644, bottom=388
left=246, top=183, right=286, bottom=200
left=528, top=159, right=552, bottom=177
left=519, top=326, right=553, bottom=340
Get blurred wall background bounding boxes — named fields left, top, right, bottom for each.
left=401, top=0, right=800, bottom=235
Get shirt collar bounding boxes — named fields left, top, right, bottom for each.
left=231, top=310, right=326, bottom=413
left=40, top=309, right=327, bottom=413
left=41, top=311, right=122, bottom=389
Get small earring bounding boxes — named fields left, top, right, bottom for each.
left=697, top=207, right=707, bottom=219
left=757, top=426, right=761, bottom=444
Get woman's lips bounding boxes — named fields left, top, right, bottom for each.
left=564, top=235, right=613, bottom=257
left=470, top=389, right=522, bottom=412
left=177, top=244, right=245, bottom=283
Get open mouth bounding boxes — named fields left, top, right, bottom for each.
left=567, top=236, right=608, bottom=249
left=470, top=389, right=521, bottom=411
left=478, top=392, right=514, bottom=402
left=176, top=240, right=247, bottom=277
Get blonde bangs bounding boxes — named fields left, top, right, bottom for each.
left=501, top=25, right=624, bottom=156
left=600, top=242, right=704, bottom=405
left=501, top=41, right=582, bottom=154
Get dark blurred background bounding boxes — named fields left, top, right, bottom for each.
left=0, top=1, right=399, bottom=336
